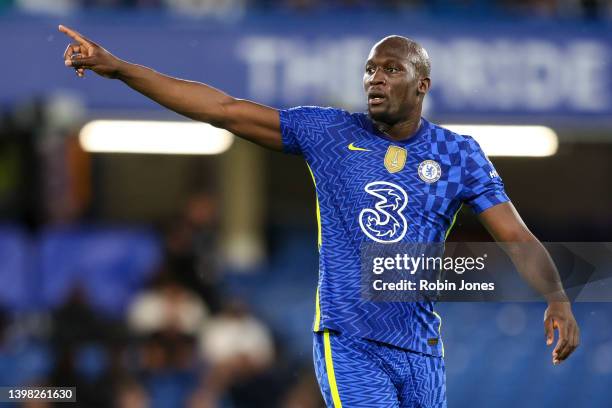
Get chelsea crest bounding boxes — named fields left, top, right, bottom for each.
left=418, top=160, right=441, bottom=183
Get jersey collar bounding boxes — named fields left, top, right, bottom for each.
left=365, top=115, right=431, bottom=146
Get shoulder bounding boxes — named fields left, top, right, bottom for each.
left=279, top=106, right=360, bottom=139
left=281, top=106, right=353, bottom=120
left=427, top=121, right=481, bottom=153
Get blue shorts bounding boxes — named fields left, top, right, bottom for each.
left=313, top=330, right=447, bottom=408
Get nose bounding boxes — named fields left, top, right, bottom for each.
left=368, top=67, right=386, bottom=86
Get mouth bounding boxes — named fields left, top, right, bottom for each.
left=368, top=90, right=387, bottom=106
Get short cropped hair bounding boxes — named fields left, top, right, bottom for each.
left=376, top=35, right=431, bottom=78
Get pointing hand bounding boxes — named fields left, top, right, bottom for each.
left=59, top=25, right=123, bottom=79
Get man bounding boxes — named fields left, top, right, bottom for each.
left=59, top=26, right=579, bottom=407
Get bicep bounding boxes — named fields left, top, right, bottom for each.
left=218, top=99, right=283, bottom=151
left=478, top=202, right=536, bottom=243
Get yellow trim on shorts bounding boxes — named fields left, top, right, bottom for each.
left=432, top=310, right=445, bottom=358
left=323, top=330, right=343, bottom=408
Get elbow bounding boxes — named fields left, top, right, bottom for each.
left=499, top=227, right=539, bottom=259
left=211, top=96, right=238, bottom=127
left=193, top=95, right=236, bottom=127
left=503, top=228, right=536, bottom=243
left=493, top=220, right=539, bottom=244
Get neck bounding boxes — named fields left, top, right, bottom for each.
left=373, top=108, right=423, bottom=141
left=376, top=117, right=421, bottom=141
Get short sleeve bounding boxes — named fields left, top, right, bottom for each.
left=461, top=137, right=510, bottom=213
left=279, top=106, right=347, bottom=155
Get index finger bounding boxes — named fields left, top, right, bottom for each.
left=58, top=25, right=90, bottom=45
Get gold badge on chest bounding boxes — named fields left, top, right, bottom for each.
left=384, top=145, right=407, bottom=173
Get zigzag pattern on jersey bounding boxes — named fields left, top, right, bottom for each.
left=325, top=115, right=444, bottom=353
left=306, top=112, right=366, bottom=336
left=282, top=108, right=365, bottom=330
left=280, top=107, right=509, bottom=357
left=281, top=107, right=441, bottom=356
left=314, top=331, right=447, bottom=408
left=306, top=110, right=417, bottom=350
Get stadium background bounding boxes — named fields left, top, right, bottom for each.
left=1, top=0, right=612, bottom=406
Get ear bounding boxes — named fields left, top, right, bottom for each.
left=417, top=77, right=431, bottom=95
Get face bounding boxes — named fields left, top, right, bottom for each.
left=363, top=41, right=428, bottom=125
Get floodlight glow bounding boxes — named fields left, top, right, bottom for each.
left=442, top=125, right=558, bottom=157
left=79, top=120, right=234, bottom=154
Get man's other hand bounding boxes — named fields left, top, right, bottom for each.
left=544, top=301, right=580, bottom=365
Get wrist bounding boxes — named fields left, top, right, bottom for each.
left=114, top=59, right=132, bottom=80
left=546, top=291, right=570, bottom=304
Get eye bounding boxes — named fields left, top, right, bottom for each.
left=385, top=67, right=400, bottom=73
left=365, top=66, right=375, bottom=75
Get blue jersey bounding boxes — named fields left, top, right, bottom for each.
left=280, top=106, right=509, bottom=357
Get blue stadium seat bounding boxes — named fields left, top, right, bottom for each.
left=0, top=225, right=34, bottom=311
left=38, top=226, right=161, bottom=316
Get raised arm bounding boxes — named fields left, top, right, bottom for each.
left=59, top=25, right=283, bottom=151
left=478, top=202, right=579, bottom=365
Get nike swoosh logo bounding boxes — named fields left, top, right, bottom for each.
left=348, top=143, right=371, bottom=152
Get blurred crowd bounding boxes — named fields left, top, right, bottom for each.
left=0, top=0, right=611, bottom=20
left=0, top=194, right=321, bottom=407
left=0, top=97, right=323, bottom=406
